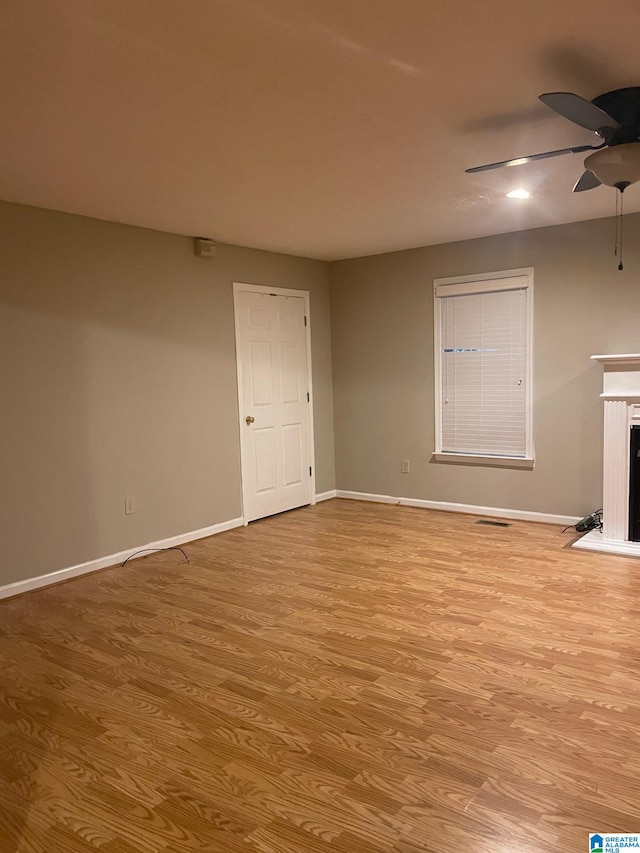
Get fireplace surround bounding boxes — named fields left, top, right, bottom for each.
left=573, top=353, right=640, bottom=557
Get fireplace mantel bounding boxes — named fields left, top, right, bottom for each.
left=592, top=354, right=640, bottom=363
left=591, top=354, right=640, bottom=400
left=574, top=354, right=640, bottom=557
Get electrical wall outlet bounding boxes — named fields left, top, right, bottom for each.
left=124, top=496, right=135, bottom=515
left=401, top=459, right=410, bottom=474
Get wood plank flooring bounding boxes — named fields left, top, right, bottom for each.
left=1, top=498, right=640, bottom=852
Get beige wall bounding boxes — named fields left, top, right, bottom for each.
left=4, top=198, right=640, bottom=589
left=0, top=200, right=335, bottom=586
left=330, top=213, right=640, bottom=518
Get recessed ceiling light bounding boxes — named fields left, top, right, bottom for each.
left=506, top=188, right=530, bottom=199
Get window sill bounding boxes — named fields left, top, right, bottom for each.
left=432, top=452, right=535, bottom=470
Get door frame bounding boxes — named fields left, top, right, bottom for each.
left=233, top=281, right=317, bottom=525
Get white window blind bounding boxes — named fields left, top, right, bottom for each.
left=435, top=271, right=532, bottom=459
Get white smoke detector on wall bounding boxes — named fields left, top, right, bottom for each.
left=194, top=237, right=216, bottom=258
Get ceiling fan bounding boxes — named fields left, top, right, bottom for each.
left=466, top=87, right=640, bottom=193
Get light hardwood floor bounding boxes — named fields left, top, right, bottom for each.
left=1, top=498, right=639, bottom=852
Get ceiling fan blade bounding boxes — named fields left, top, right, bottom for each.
left=572, top=170, right=602, bottom=192
left=539, top=92, right=620, bottom=135
left=465, top=143, right=601, bottom=174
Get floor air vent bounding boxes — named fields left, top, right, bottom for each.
left=476, top=519, right=511, bottom=527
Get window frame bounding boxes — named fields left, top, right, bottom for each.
left=433, top=267, right=534, bottom=469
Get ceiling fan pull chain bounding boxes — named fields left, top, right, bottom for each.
left=619, top=188, right=625, bottom=271
left=615, top=190, right=619, bottom=257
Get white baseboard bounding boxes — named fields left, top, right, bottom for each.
left=335, top=490, right=581, bottom=527
left=0, top=516, right=244, bottom=602
left=572, top=528, right=640, bottom=558
left=315, top=490, right=337, bottom=502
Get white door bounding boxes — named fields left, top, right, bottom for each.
left=234, top=288, right=313, bottom=522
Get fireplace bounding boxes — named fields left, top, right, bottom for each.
left=573, top=354, right=640, bottom=557
left=630, top=426, right=640, bottom=542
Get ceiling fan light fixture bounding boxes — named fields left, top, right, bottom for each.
left=506, top=188, right=530, bottom=199
left=584, top=142, right=640, bottom=189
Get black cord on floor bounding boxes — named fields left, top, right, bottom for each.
left=562, top=509, right=604, bottom=536
left=121, top=546, right=190, bottom=567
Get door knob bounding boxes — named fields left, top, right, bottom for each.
left=245, top=416, right=255, bottom=425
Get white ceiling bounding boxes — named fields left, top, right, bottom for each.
left=1, top=0, right=639, bottom=260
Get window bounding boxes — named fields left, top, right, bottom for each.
left=433, top=268, right=533, bottom=467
